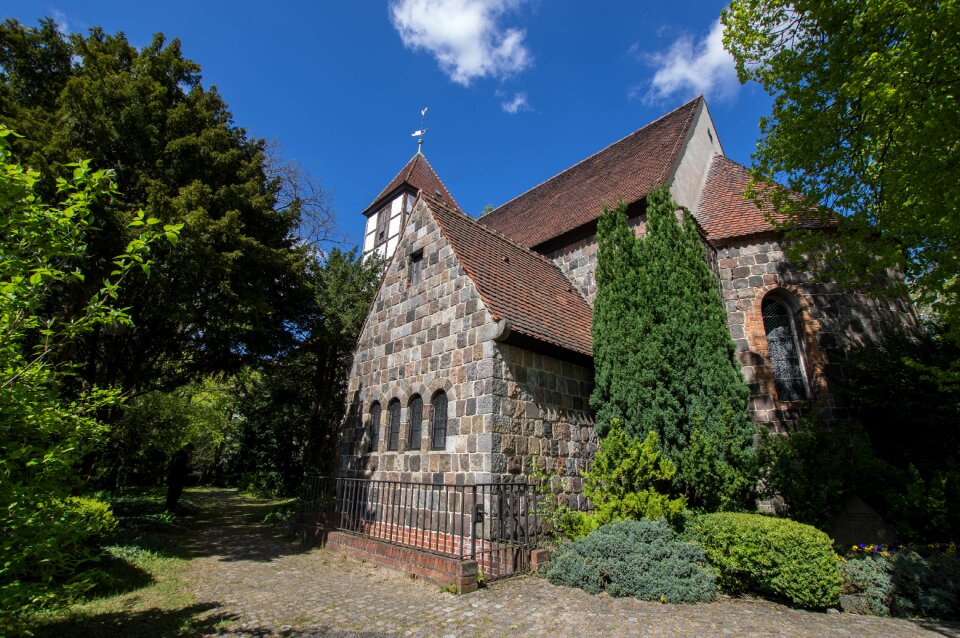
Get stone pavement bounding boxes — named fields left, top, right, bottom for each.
left=186, top=489, right=958, bottom=638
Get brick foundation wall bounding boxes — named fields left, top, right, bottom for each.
left=325, top=531, right=480, bottom=593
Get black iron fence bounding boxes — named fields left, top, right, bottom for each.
left=300, top=476, right=539, bottom=579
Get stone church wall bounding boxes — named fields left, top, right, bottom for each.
left=546, top=217, right=645, bottom=306
left=489, top=343, right=596, bottom=508
left=340, top=200, right=503, bottom=484
left=717, top=236, right=919, bottom=431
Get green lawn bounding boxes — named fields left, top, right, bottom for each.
left=25, top=488, right=231, bottom=638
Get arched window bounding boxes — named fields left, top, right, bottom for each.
left=387, top=398, right=401, bottom=450
left=762, top=293, right=808, bottom=401
left=407, top=394, right=423, bottom=450
left=431, top=390, right=448, bottom=450
left=368, top=402, right=381, bottom=454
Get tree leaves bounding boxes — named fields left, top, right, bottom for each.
left=722, top=0, right=960, bottom=343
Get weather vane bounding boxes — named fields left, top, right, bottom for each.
left=410, top=107, right=428, bottom=153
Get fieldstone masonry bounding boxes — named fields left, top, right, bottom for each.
left=716, top=236, right=918, bottom=431
left=341, top=198, right=501, bottom=484
left=341, top=199, right=598, bottom=506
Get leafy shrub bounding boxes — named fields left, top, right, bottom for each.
left=262, top=502, right=298, bottom=526
left=840, top=545, right=960, bottom=619
left=545, top=518, right=716, bottom=603
left=584, top=425, right=687, bottom=528
left=840, top=555, right=893, bottom=616
left=757, top=418, right=894, bottom=530
left=238, top=471, right=286, bottom=498
left=889, top=550, right=960, bottom=619
left=687, top=512, right=841, bottom=609
left=1, top=496, right=118, bottom=625
left=536, top=425, right=686, bottom=541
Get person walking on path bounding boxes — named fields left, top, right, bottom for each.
left=166, top=442, right=194, bottom=512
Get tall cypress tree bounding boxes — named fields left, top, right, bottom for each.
left=591, top=186, right=756, bottom=510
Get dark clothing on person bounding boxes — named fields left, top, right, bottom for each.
left=165, top=448, right=192, bottom=512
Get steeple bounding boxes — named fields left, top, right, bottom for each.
left=361, top=152, right=458, bottom=259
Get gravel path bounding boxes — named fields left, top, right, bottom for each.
left=186, top=489, right=957, bottom=638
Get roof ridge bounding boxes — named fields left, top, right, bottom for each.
left=423, top=192, right=586, bottom=292
left=416, top=152, right=460, bottom=210
left=482, top=96, right=703, bottom=220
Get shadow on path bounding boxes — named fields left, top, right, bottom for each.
left=169, top=488, right=309, bottom=563
left=31, top=603, right=233, bottom=638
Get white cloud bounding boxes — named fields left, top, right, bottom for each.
left=390, top=0, right=532, bottom=86
left=500, top=91, right=530, bottom=114
left=639, top=19, right=740, bottom=104
left=50, top=9, right=69, bottom=34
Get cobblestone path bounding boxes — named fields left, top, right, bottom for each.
left=187, top=489, right=957, bottom=638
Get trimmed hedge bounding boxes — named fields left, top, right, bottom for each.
left=545, top=518, right=716, bottom=603
left=686, top=512, right=841, bottom=609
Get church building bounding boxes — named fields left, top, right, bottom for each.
left=338, top=96, right=916, bottom=503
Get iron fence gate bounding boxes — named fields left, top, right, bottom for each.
left=300, top=476, right=539, bottom=579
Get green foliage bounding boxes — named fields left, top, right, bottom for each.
left=841, top=549, right=960, bottom=619
left=889, top=550, right=960, bottom=619
left=544, top=518, right=717, bottom=603
left=0, top=127, right=174, bottom=629
left=759, top=415, right=959, bottom=542
left=0, top=18, right=315, bottom=397
left=238, top=471, right=287, bottom=499
left=1, top=497, right=118, bottom=624
left=722, top=0, right=960, bottom=345
left=590, top=189, right=756, bottom=509
left=687, top=512, right=842, bottom=609
left=757, top=419, right=892, bottom=530
left=582, top=424, right=686, bottom=529
left=232, top=249, right=382, bottom=491
left=836, top=330, right=960, bottom=541
left=106, top=377, right=240, bottom=488
left=840, top=555, right=894, bottom=616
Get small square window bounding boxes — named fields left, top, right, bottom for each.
left=409, top=251, right=423, bottom=286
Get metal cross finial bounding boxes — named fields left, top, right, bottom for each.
left=410, top=107, right=428, bottom=153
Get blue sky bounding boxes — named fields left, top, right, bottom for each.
left=10, top=1, right=773, bottom=248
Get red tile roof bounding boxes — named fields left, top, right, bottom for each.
left=364, top=152, right=458, bottom=215
left=695, top=156, right=833, bottom=242
left=423, top=194, right=593, bottom=357
left=480, top=97, right=703, bottom=248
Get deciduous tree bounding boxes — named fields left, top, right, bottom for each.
left=722, top=0, right=960, bottom=343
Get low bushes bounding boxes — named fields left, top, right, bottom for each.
left=686, top=512, right=841, bottom=609
left=544, top=518, right=716, bottom=603
left=841, top=544, right=960, bottom=619
left=1, top=496, right=118, bottom=625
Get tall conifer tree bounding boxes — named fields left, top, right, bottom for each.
left=591, top=187, right=756, bottom=509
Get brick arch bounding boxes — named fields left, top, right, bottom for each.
left=743, top=284, right=831, bottom=413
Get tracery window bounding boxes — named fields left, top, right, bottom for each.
left=762, top=293, right=808, bottom=401
left=407, top=394, right=423, bottom=450
left=387, top=398, right=401, bottom=450
left=431, top=390, right=447, bottom=450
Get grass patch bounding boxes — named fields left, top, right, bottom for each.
left=24, top=488, right=230, bottom=638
